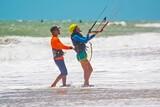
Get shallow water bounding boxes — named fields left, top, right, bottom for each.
left=0, top=33, right=160, bottom=106
left=1, top=88, right=160, bottom=107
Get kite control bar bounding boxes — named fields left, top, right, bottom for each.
left=88, top=17, right=109, bottom=35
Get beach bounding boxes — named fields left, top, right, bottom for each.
left=0, top=21, right=160, bottom=106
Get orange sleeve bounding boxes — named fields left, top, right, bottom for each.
left=51, top=37, right=72, bottom=50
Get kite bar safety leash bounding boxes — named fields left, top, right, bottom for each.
left=88, top=42, right=93, bottom=62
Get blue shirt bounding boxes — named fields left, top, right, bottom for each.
left=72, top=34, right=95, bottom=43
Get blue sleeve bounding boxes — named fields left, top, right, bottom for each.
left=72, top=35, right=95, bottom=43
left=72, top=35, right=89, bottom=43
left=88, top=35, right=96, bottom=40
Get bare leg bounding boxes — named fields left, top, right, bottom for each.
left=80, top=60, right=93, bottom=86
left=86, top=60, right=93, bottom=80
left=51, top=74, right=63, bottom=87
left=62, top=76, right=66, bottom=86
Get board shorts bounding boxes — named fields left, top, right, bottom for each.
left=76, top=51, right=87, bottom=61
left=54, top=59, right=68, bottom=76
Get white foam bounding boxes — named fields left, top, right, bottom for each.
left=109, top=21, right=127, bottom=26
left=0, top=33, right=160, bottom=91
left=135, top=23, right=160, bottom=28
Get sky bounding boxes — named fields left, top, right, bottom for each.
left=0, top=0, right=160, bottom=21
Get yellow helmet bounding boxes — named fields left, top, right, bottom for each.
left=69, top=24, right=77, bottom=33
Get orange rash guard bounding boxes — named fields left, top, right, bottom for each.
left=51, top=35, right=72, bottom=60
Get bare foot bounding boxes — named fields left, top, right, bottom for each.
left=51, top=84, right=56, bottom=87
left=60, top=84, right=71, bottom=87
left=82, top=84, right=94, bottom=87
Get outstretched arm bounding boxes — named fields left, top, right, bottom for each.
left=57, top=42, right=72, bottom=50
left=52, top=38, right=73, bottom=50
left=73, top=34, right=95, bottom=43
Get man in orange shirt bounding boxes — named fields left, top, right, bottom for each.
left=50, top=26, right=73, bottom=87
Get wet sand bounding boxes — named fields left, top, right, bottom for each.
left=1, top=88, right=160, bottom=107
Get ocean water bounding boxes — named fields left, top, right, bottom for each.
left=0, top=21, right=160, bottom=106
left=0, top=20, right=160, bottom=37
left=1, top=33, right=160, bottom=106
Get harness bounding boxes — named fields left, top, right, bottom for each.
left=71, top=33, right=86, bottom=53
left=52, top=49, right=64, bottom=58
